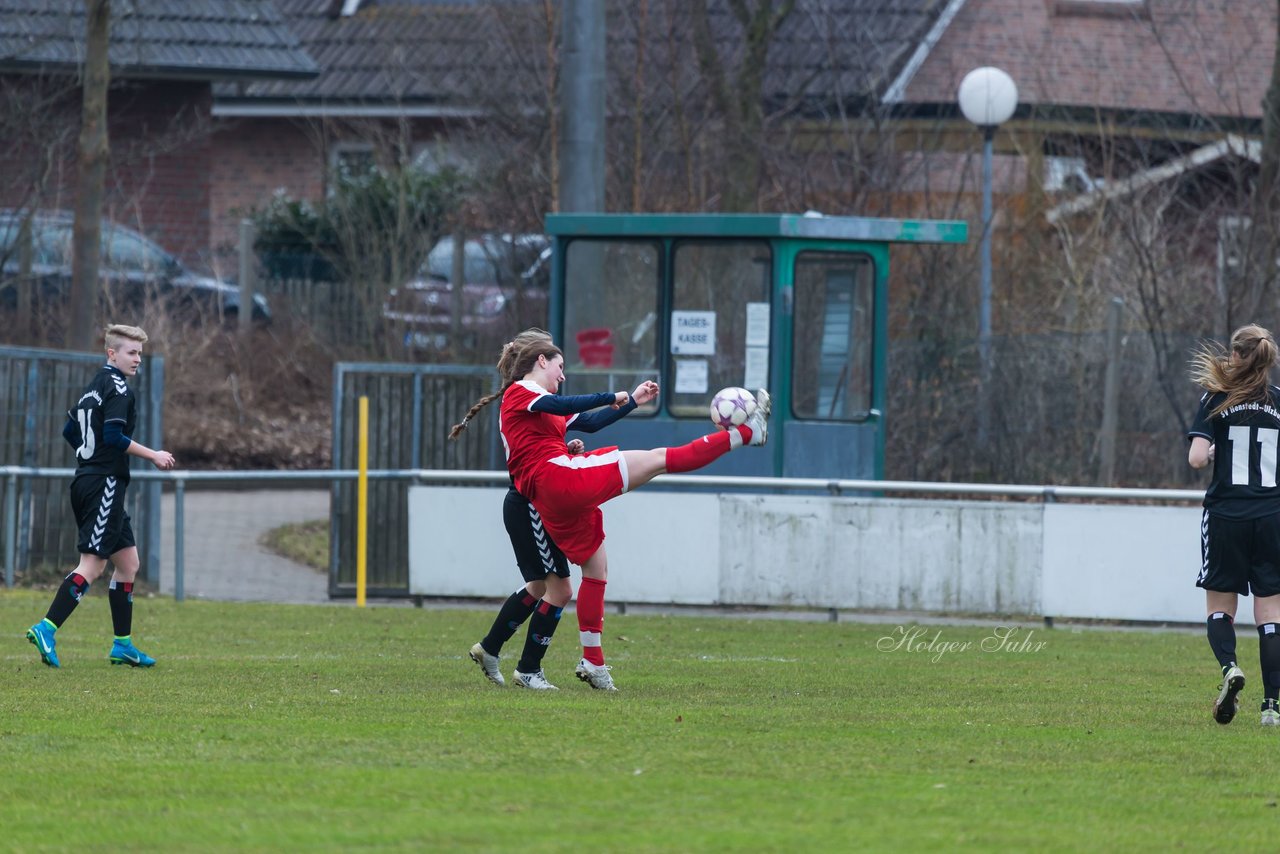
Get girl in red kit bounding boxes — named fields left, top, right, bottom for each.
left=451, top=331, right=770, bottom=690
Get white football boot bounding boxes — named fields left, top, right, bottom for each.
left=744, top=388, right=772, bottom=446
left=1213, top=664, right=1245, bottom=724
left=513, top=669, right=559, bottom=690
left=468, top=642, right=505, bottom=686
left=575, top=658, right=618, bottom=691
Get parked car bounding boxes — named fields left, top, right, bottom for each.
left=0, top=209, right=270, bottom=322
left=382, top=233, right=550, bottom=354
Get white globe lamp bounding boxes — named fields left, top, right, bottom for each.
left=958, top=66, right=1017, bottom=447
left=957, top=67, right=1018, bottom=128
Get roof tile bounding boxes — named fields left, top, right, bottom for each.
left=0, top=0, right=318, bottom=80
left=216, top=0, right=940, bottom=110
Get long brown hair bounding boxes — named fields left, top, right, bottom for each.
left=448, top=328, right=562, bottom=439
left=1189, top=323, right=1279, bottom=417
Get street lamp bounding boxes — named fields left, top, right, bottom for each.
left=958, top=66, right=1017, bottom=446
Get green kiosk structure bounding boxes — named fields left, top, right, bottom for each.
left=544, top=212, right=967, bottom=480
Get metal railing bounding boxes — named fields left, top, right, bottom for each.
left=1, top=465, right=1205, bottom=599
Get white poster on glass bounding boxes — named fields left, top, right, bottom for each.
left=671, top=310, right=716, bottom=355
left=675, top=359, right=710, bottom=394
left=744, top=346, right=769, bottom=390
left=746, top=302, right=770, bottom=347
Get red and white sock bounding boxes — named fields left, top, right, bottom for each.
left=578, top=576, right=607, bottom=666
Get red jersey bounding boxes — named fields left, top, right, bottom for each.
left=500, top=380, right=570, bottom=499
left=498, top=380, right=636, bottom=563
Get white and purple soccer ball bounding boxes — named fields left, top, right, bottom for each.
left=709, top=386, right=757, bottom=430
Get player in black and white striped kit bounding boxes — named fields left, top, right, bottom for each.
left=25, top=324, right=175, bottom=669
left=465, top=476, right=576, bottom=690
left=1188, top=324, right=1280, bottom=727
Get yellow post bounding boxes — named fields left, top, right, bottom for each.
left=357, top=395, right=369, bottom=608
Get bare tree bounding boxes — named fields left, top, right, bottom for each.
left=687, top=0, right=796, bottom=211
left=1250, top=1, right=1280, bottom=204
left=628, top=0, right=649, bottom=211
left=1246, top=0, right=1280, bottom=339
left=0, top=76, right=80, bottom=343
left=67, top=0, right=110, bottom=351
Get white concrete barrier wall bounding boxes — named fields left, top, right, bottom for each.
left=1040, top=503, right=1206, bottom=623
left=713, top=495, right=1043, bottom=612
left=408, top=486, right=1211, bottom=623
left=409, top=488, right=721, bottom=604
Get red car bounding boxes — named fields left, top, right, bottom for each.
left=383, top=233, right=550, bottom=356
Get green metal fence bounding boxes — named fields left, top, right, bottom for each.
left=329, top=362, right=502, bottom=596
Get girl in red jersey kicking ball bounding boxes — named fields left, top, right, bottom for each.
left=450, top=330, right=770, bottom=690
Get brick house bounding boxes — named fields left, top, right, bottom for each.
left=206, top=0, right=953, bottom=251
left=888, top=0, right=1275, bottom=204
left=897, top=0, right=1272, bottom=121
left=207, top=0, right=482, bottom=251
left=5, top=1, right=1273, bottom=270
left=0, top=1, right=316, bottom=267
left=872, top=0, right=1280, bottom=486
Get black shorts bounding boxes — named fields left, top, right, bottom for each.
left=503, top=487, right=569, bottom=583
left=70, top=473, right=134, bottom=558
left=1198, top=509, right=1280, bottom=597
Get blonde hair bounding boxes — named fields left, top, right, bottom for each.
left=104, top=323, right=148, bottom=352
left=449, top=328, right=561, bottom=439
left=1189, top=323, right=1279, bottom=417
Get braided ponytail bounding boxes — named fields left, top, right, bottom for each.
left=449, top=390, right=505, bottom=440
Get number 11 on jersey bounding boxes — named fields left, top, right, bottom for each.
left=1228, top=424, right=1279, bottom=487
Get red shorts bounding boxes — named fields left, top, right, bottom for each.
left=527, top=448, right=627, bottom=565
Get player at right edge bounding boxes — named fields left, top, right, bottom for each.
left=1188, top=324, right=1280, bottom=727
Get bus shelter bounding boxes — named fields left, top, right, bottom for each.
left=544, top=212, right=967, bottom=480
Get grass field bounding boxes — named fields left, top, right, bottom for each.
left=1, top=589, right=1277, bottom=852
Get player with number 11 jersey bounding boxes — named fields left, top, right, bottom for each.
left=1187, top=324, right=1280, bottom=728
left=1188, top=385, right=1280, bottom=520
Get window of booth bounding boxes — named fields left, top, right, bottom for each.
left=561, top=238, right=662, bottom=413
left=668, top=240, right=772, bottom=417
left=791, top=251, right=874, bottom=420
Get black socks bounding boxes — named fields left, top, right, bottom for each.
left=1258, top=623, right=1280, bottom=702
left=108, top=579, right=134, bottom=638
left=480, top=589, right=538, bottom=656
left=44, top=572, right=89, bottom=628
left=517, top=600, right=563, bottom=674
left=1207, top=612, right=1237, bottom=671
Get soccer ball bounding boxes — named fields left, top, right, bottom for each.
left=709, top=386, right=757, bottom=429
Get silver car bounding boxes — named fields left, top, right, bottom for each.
left=0, top=209, right=270, bottom=322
